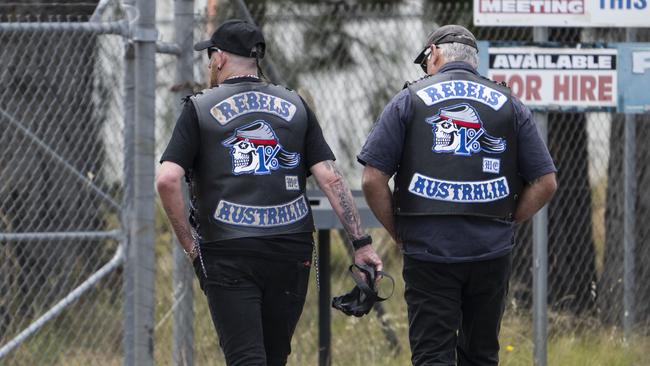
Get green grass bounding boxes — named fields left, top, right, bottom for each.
left=150, top=219, right=650, bottom=366
left=3, top=208, right=649, bottom=365
left=499, top=315, right=650, bottom=366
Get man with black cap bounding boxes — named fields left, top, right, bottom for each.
left=359, top=25, right=557, bottom=365
left=157, top=19, right=382, bottom=366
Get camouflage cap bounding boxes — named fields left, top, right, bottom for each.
left=414, top=24, right=478, bottom=64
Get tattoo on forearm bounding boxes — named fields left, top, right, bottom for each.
left=169, top=215, right=194, bottom=248
left=324, top=161, right=364, bottom=240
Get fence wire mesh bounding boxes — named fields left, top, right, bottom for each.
left=0, top=12, right=126, bottom=366
left=2, top=0, right=650, bottom=365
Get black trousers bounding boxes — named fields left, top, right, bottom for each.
left=194, top=255, right=311, bottom=366
left=402, top=254, right=512, bottom=366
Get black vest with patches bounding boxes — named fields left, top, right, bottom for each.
left=190, top=82, right=314, bottom=242
left=394, top=71, right=523, bottom=220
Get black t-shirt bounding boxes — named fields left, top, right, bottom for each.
left=160, top=77, right=335, bottom=261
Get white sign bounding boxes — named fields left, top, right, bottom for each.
left=487, top=47, right=618, bottom=108
left=633, top=51, right=650, bottom=73
left=618, top=44, right=650, bottom=113
left=474, top=0, right=650, bottom=27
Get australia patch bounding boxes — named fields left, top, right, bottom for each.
left=408, top=173, right=510, bottom=203
left=214, top=195, right=310, bottom=227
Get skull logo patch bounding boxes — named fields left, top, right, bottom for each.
left=425, top=103, right=506, bottom=156
left=222, top=120, right=300, bottom=175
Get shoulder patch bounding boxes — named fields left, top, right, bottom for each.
left=209, top=91, right=298, bottom=125
left=415, top=80, right=508, bottom=111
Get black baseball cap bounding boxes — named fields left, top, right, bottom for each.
left=413, top=24, right=478, bottom=64
left=194, top=19, right=265, bottom=59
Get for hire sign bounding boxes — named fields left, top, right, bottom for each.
left=486, top=47, right=617, bottom=109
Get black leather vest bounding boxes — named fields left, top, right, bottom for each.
left=189, top=82, right=314, bottom=242
left=394, top=71, right=523, bottom=220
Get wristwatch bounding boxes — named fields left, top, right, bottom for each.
left=351, top=234, right=372, bottom=250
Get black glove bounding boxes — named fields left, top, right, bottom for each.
left=331, top=264, right=394, bottom=317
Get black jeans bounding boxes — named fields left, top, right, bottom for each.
left=403, top=254, right=512, bottom=366
left=194, top=255, right=311, bottom=366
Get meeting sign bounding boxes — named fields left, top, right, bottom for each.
left=473, top=0, right=650, bottom=27
left=476, top=43, right=650, bottom=113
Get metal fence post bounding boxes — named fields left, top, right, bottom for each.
left=122, top=0, right=136, bottom=363
left=623, top=28, right=637, bottom=342
left=532, top=26, right=549, bottom=366
left=172, top=0, right=195, bottom=365
left=130, top=0, right=157, bottom=364
left=318, top=229, right=331, bottom=366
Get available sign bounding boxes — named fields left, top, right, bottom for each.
left=485, top=47, right=617, bottom=109
left=474, top=0, right=650, bottom=27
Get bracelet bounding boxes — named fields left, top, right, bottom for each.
left=351, top=234, right=372, bottom=250
left=183, top=245, right=199, bottom=261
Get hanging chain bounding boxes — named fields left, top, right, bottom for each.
left=312, top=241, right=320, bottom=291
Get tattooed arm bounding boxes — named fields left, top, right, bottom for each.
left=156, top=161, right=197, bottom=260
left=310, top=160, right=382, bottom=270
left=311, top=160, right=365, bottom=240
left=513, top=172, right=557, bottom=223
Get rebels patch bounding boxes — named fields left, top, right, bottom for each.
left=426, top=103, right=506, bottom=156
left=416, top=80, right=508, bottom=110
left=214, top=195, right=310, bottom=227
left=210, top=91, right=297, bottom=125
left=408, top=173, right=510, bottom=203
left=222, top=120, right=300, bottom=175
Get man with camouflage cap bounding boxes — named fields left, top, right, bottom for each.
left=359, top=24, right=557, bottom=365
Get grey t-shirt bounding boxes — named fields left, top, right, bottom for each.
left=357, top=62, right=557, bottom=263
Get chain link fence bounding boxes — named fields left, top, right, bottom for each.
left=2, top=0, right=650, bottom=365
left=0, top=8, right=126, bottom=366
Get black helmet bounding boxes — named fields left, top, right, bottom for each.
left=331, top=264, right=394, bottom=318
